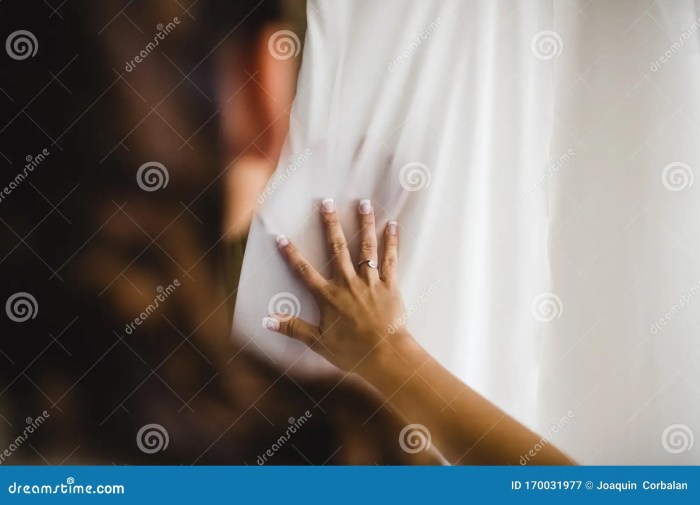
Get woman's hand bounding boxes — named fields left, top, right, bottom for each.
left=262, top=198, right=413, bottom=374
left=263, top=198, right=576, bottom=465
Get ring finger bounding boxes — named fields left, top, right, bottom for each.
left=357, top=199, right=379, bottom=282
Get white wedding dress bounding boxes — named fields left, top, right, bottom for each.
left=233, top=0, right=700, bottom=464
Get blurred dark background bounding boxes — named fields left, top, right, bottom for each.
left=0, top=0, right=435, bottom=465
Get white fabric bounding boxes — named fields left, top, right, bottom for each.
left=233, top=0, right=700, bottom=464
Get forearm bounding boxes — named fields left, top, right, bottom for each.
left=272, top=203, right=574, bottom=464
left=360, top=335, right=575, bottom=465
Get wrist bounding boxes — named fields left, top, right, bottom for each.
left=357, top=331, right=428, bottom=389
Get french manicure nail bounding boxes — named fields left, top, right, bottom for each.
left=358, top=199, right=372, bottom=215
left=387, top=221, right=398, bottom=236
left=321, top=198, right=335, bottom=213
left=262, top=316, right=280, bottom=331
left=276, top=234, right=289, bottom=247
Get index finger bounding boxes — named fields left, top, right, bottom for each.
left=276, top=234, right=328, bottom=297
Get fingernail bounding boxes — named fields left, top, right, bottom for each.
left=262, top=316, right=280, bottom=331
left=387, top=221, right=397, bottom=236
left=358, top=199, right=372, bottom=215
left=276, top=234, right=289, bottom=247
left=321, top=198, right=335, bottom=213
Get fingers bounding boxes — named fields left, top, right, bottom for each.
left=276, top=234, right=327, bottom=297
left=357, top=199, right=379, bottom=282
left=320, top=199, right=355, bottom=281
left=381, top=220, right=399, bottom=285
left=263, top=315, right=319, bottom=347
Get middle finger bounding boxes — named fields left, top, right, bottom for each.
left=320, top=198, right=355, bottom=281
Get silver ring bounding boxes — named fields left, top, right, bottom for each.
left=357, top=259, right=378, bottom=269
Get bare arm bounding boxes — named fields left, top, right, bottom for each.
left=359, top=335, right=574, bottom=464
left=263, top=198, right=575, bottom=465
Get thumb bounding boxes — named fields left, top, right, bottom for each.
left=262, top=314, right=320, bottom=347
